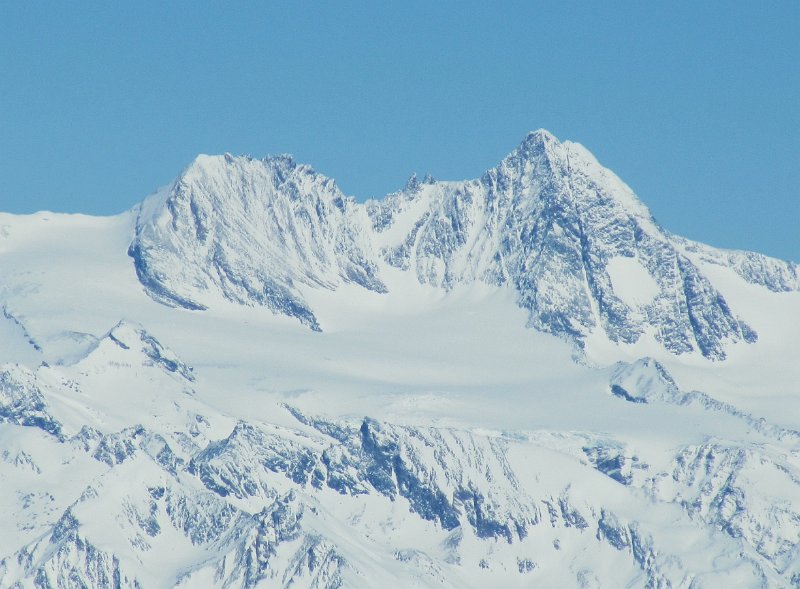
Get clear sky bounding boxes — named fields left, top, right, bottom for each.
left=1, top=2, right=798, bottom=261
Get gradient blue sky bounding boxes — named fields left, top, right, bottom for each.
left=1, top=2, right=798, bottom=260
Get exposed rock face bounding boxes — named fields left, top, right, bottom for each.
left=0, top=365, right=62, bottom=438
left=4, top=401, right=794, bottom=588
left=130, top=154, right=385, bottom=330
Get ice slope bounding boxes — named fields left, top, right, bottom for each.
left=1, top=130, right=800, bottom=587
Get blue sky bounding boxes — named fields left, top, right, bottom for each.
left=1, top=2, right=798, bottom=260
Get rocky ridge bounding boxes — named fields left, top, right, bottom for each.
left=1, top=324, right=799, bottom=587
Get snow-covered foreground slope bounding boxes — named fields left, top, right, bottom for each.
left=1, top=131, right=800, bottom=587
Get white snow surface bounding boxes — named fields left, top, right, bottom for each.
left=0, top=131, right=799, bottom=588
left=606, top=256, right=661, bottom=308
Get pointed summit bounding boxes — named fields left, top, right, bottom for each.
left=180, top=153, right=225, bottom=178
left=523, top=128, right=559, bottom=145
left=403, top=172, right=420, bottom=192
left=496, top=129, right=565, bottom=175
left=373, top=130, right=757, bottom=360
left=518, top=128, right=560, bottom=154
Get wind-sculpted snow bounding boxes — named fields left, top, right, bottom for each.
left=105, top=320, right=196, bottom=382
left=0, top=307, right=42, bottom=366
left=131, top=130, right=771, bottom=360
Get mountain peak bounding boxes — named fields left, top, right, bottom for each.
left=496, top=129, right=565, bottom=173
left=523, top=128, right=559, bottom=144
left=518, top=128, right=561, bottom=153
left=183, top=152, right=224, bottom=173
left=130, top=145, right=386, bottom=328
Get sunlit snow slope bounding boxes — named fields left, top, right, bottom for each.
left=1, top=131, right=799, bottom=588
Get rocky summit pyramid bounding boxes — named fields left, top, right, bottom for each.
left=2, top=131, right=800, bottom=588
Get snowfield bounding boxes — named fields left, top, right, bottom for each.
left=1, top=130, right=799, bottom=588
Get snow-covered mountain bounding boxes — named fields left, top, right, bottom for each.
left=2, top=130, right=800, bottom=588
left=131, top=130, right=798, bottom=360
left=130, top=153, right=385, bottom=330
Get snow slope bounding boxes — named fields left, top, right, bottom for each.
left=1, top=131, right=799, bottom=588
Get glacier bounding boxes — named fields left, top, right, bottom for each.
left=1, top=130, right=799, bottom=588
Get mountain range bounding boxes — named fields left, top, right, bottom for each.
left=1, top=130, right=799, bottom=588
